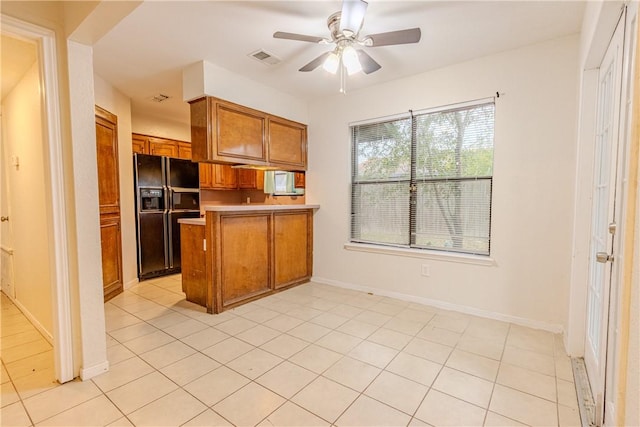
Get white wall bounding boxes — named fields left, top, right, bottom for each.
left=67, top=40, right=108, bottom=379
left=1, top=61, right=53, bottom=337
left=183, top=60, right=309, bottom=124
left=93, top=74, right=137, bottom=289
left=131, top=110, right=190, bottom=141
left=308, top=35, right=580, bottom=331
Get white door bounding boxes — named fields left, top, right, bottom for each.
left=0, top=112, right=16, bottom=299
left=584, top=16, right=624, bottom=426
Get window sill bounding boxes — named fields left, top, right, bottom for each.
left=343, top=242, right=497, bottom=266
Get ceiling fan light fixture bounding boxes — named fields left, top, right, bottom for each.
left=340, top=0, right=368, bottom=36
left=323, top=52, right=340, bottom=74
left=342, top=45, right=362, bottom=75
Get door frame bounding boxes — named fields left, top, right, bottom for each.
left=1, top=14, right=74, bottom=383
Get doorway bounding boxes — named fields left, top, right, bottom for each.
left=1, top=32, right=54, bottom=340
left=1, top=14, right=74, bottom=383
left=582, top=4, right=638, bottom=425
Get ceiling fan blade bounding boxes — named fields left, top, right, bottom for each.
left=339, top=0, right=368, bottom=35
left=356, top=49, right=381, bottom=74
left=367, top=28, right=421, bottom=47
left=273, top=31, right=324, bottom=43
left=299, top=51, right=332, bottom=72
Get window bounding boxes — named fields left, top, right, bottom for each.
left=351, top=100, right=495, bottom=255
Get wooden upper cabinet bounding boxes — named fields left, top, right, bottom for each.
left=189, top=97, right=307, bottom=170
left=268, top=117, right=307, bottom=169
left=200, top=164, right=237, bottom=190
left=214, top=164, right=237, bottom=189
left=177, top=142, right=192, bottom=160
left=237, top=169, right=256, bottom=189
left=216, top=102, right=266, bottom=162
left=237, top=170, right=265, bottom=190
left=132, top=134, right=148, bottom=155
left=149, top=138, right=178, bottom=157
left=95, top=113, right=120, bottom=215
left=132, top=133, right=191, bottom=160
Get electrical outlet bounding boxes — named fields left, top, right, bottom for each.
left=421, top=264, right=430, bottom=277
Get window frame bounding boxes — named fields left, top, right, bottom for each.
left=350, top=98, right=495, bottom=257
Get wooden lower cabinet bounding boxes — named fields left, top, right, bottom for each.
left=274, top=212, right=311, bottom=289
left=181, top=208, right=313, bottom=313
left=219, top=215, right=271, bottom=305
left=100, top=215, right=123, bottom=301
left=180, top=224, right=207, bottom=306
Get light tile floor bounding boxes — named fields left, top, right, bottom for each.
left=1, top=275, right=582, bottom=426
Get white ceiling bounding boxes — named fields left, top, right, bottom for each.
left=92, top=1, right=586, bottom=124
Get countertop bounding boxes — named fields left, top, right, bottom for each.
left=178, top=218, right=205, bottom=225
left=178, top=205, right=320, bottom=226
left=203, top=204, right=320, bottom=212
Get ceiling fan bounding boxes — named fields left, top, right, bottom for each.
left=273, top=0, right=421, bottom=91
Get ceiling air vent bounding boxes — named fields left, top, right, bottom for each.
left=248, top=49, right=281, bottom=66
left=151, top=93, right=170, bottom=103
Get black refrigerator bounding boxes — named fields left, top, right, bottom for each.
left=134, top=153, right=201, bottom=280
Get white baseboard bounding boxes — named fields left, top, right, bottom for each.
left=311, top=276, right=564, bottom=334
left=80, top=360, right=109, bottom=381
left=125, top=277, right=139, bottom=289
left=4, top=293, right=54, bottom=344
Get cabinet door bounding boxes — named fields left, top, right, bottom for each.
left=132, top=134, right=148, bottom=154
left=96, top=106, right=123, bottom=301
left=200, top=164, right=213, bottom=189
left=237, top=169, right=257, bottom=189
left=219, top=214, right=271, bottom=307
left=149, top=139, right=178, bottom=157
left=100, top=215, right=123, bottom=301
left=180, top=224, right=207, bottom=306
left=215, top=101, right=266, bottom=162
left=268, top=117, right=307, bottom=169
left=202, top=164, right=238, bottom=190
left=214, top=164, right=237, bottom=189
left=177, top=142, right=192, bottom=160
left=274, top=211, right=311, bottom=289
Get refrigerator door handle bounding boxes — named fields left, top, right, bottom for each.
left=163, top=213, right=170, bottom=269
left=163, top=186, right=169, bottom=213
left=167, top=213, right=174, bottom=269
left=136, top=212, right=143, bottom=276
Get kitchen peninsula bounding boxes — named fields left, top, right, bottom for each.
left=180, top=204, right=319, bottom=314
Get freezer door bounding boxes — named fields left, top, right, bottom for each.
left=168, top=211, right=201, bottom=269
left=166, top=157, right=199, bottom=189
left=134, top=153, right=165, bottom=188
left=138, top=211, right=168, bottom=277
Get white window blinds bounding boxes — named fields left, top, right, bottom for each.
left=351, top=101, right=495, bottom=255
